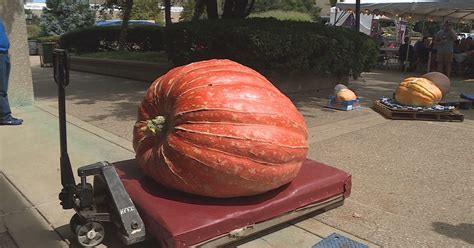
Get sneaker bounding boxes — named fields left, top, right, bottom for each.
left=0, top=116, right=23, bottom=125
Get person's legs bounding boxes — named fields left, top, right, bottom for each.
left=0, top=54, right=22, bottom=125
left=400, top=60, right=405, bottom=71
left=0, top=54, right=11, bottom=119
left=436, top=53, right=444, bottom=73
left=444, top=53, right=453, bottom=77
left=410, top=58, right=419, bottom=72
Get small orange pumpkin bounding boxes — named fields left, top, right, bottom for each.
left=334, top=84, right=357, bottom=101
left=394, top=77, right=442, bottom=107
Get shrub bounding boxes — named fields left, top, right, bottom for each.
left=27, top=24, right=41, bottom=39
left=40, top=0, right=96, bottom=36
left=60, top=25, right=165, bottom=53
left=166, top=18, right=378, bottom=76
left=60, top=18, right=377, bottom=76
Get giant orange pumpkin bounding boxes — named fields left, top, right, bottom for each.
left=133, top=59, right=308, bottom=198
left=394, top=77, right=442, bottom=107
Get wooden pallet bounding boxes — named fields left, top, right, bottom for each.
left=372, top=100, right=464, bottom=122
left=439, top=98, right=473, bottom=110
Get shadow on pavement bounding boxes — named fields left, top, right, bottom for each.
left=0, top=172, right=64, bottom=247
left=432, top=222, right=474, bottom=245
left=31, top=60, right=147, bottom=123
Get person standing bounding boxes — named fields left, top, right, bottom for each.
left=414, top=36, right=430, bottom=63
left=398, top=37, right=416, bottom=72
left=434, top=20, right=457, bottom=77
left=0, top=17, right=23, bottom=125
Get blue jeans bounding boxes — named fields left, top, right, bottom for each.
left=0, top=53, right=11, bottom=119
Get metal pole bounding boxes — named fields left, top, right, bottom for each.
left=53, top=50, right=75, bottom=188
left=404, top=38, right=410, bottom=73
left=355, top=0, right=361, bottom=32
left=427, top=51, right=431, bottom=73
left=421, top=20, right=425, bottom=35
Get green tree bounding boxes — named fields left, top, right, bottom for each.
left=130, top=0, right=164, bottom=25
left=25, top=9, right=41, bottom=25
left=308, top=5, right=321, bottom=21
left=40, top=0, right=95, bottom=36
left=193, top=0, right=219, bottom=19
left=180, top=0, right=196, bottom=21
left=101, top=0, right=172, bottom=50
left=252, top=0, right=321, bottom=21
left=191, top=0, right=321, bottom=20
left=100, top=0, right=135, bottom=50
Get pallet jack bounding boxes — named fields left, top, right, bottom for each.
left=54, top=49, right=353, bottom=248
left=54, top=49, right=146, bottom=247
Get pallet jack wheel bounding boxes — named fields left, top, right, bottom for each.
left=70, top=214, right=105, bottom=247
left=70, top=213, right=84, bottom=234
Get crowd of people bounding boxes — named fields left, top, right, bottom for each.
left=381, top=21, right=474, bottom=77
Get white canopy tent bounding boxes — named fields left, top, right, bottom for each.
left=330, top=7, right=383, bottom=35
left=335, top=0, right=474, bottom=21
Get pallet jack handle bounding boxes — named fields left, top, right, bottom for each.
left=54, top=49, right=76, bottom=209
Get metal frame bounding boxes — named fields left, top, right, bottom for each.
left=192, top=194, right=345, bottom=248
left=53, top=49, right=146, bottom=246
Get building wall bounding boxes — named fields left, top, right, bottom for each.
left=1, top=0, right=34, bottom=107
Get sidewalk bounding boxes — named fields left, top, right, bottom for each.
left=0, top=56, right=472, bottom=247
left=0, top=105, right=135, bottom=247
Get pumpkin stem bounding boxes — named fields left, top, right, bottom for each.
left=145, top=116, right=167, bottom=136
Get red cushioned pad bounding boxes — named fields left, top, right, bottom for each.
left=114, top=159, right=351, bottom=247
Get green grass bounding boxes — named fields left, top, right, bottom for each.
left=78, top=51, right=169, bottom=63
left=249, top=10, right=312, bottom=22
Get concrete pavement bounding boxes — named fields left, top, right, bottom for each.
left=1, top=56, right=473, bottom=247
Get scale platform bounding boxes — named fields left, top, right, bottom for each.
left=114, top=159, right=352, bottom=247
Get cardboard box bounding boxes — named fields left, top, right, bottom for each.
left=327, top=96, right=361, bottom=111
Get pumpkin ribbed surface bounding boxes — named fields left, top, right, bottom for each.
left=133, top=59, right=308, bottom=198
left=394, top=77, right=442, bottom=107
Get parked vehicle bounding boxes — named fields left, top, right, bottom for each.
left=457, top=33, right=470, bottom=39
left=95, top=20, right=161, bottom=26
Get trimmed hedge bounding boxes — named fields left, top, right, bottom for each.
left=166, top=18, right=378, bottom=75
left=60, top=25, right=165, bottom=53
left=60, top=18, right=377, bottom=75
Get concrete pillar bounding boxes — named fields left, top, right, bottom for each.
left=1, top=0, right=34, bottom=107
